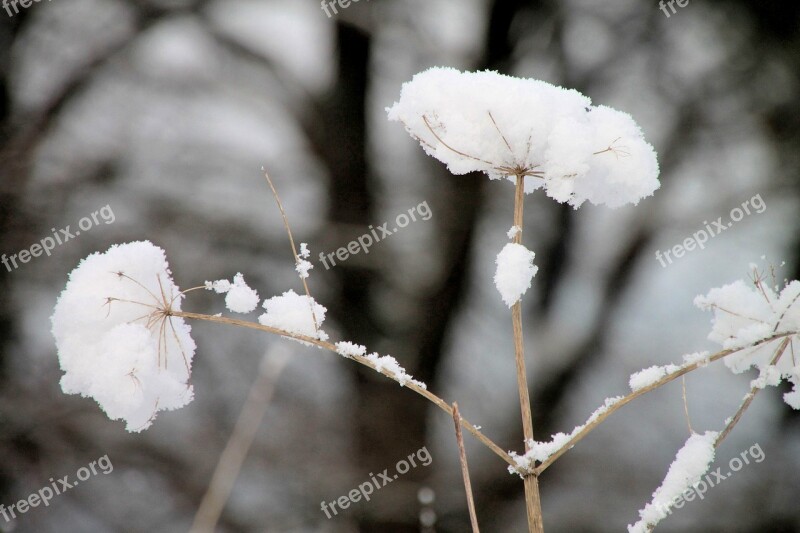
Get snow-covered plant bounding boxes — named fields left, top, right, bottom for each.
left=51, top=241, right=196, bottom=432
left=387, top=67, right=660, bottom=208
left=387, top=67, right=798, bottom=533
left=388, top=66, right=665, bottom=531
left=695, top=267, right=800, bottom=408
left=49, top=69, right=798, bottom=533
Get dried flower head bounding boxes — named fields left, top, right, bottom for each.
left=695, top=266, right=800, bottom=408
left=387, top=67, right=660, bottom=208
left=51, top=241, right=196, bottom=431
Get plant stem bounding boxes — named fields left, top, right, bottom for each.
left=452, top=403, right=480, bottom=533
left=714, top=337, right=790, bottom=448
left=262, top=170, right=320, bottom=331
left=511, top=174, right=544, bottom=533
left=168, top=310, right=516, bottom=468
left=534, top=332, right=795, bottom=475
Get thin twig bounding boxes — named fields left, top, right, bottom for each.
left=168, top=310, right=516, bottom=468
left=190, top=346, right=291, bottom=533
left=535, top=332, right=796, bottom=475
left=422, top=115, right=494, bottom=165
left=681, top=376, right=694, bottom=434
left=592, top=137, right=630, bottom=158
left=774, top=291, right=800, bottom=332
left=487, top=111, right=513, bottom=157
left=714, top=337, right=790, bottom=448
left=750, top=267, right=775, bottom=312
left=452, top=403, right=480, bottom=533
left=262, top=169, right=320, bottom=331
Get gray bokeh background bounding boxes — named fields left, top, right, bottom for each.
left=1, top=0, right=799, bottom=531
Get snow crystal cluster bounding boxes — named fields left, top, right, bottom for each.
left=335, top=341, right=367, bottom=358
left=388, top=67, right=660, bottom=208
left=334, top=341, right=427, bottom=389
left=206, top=272, right=259, bottom=313
left=629, top=365, right=674, bottom=391
left=296, top=242, right=313, bottom=280
left=628, top=431, right=718, bottom=533
left=509, top=396, right=622, bottom=475
left=695, top=275, right=800, bottom=409
left=494, top=243, right=538, bottom=307
left=506, top=225, right=521, bottom=239
left=259, top=289, right=329, bottom=345
left=628, top=353, right=709, bottom=392
left=364, top=352, right=427, bottom=389
left=51, top=241, right=196, bottom=432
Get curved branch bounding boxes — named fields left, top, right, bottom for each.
left=169, top=310, right=516, bottom=468
left=534, top=332, right=796, bottom=475
left=714, top=337, right=791, bottom=447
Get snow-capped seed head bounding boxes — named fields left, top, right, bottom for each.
left=494, top=243, right=538, bottom=307
left=51, top=241, right=196, bottom=432
left=388, top=67, right=660, bottom=208
left=696, top=272, right=800, bottom=410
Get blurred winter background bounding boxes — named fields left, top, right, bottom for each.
left=1, top=0, right=799, bottom=531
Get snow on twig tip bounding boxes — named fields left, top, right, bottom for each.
left=206, top=273, right=259, bottom=314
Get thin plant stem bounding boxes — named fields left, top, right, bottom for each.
left=191, top=346, right=290, bottom=532
left=681, top=376, right=694, bottom=434
left=262, top=169, right=320, bottom=331
left=714, top=337, right=791, bottom=448
left=511, top=174, right=544, bottom=533
left=452, top=402, right=480, bottom=533
left=168, top=309, right=516, bottom=468
left=535, top=332, right=795, bottom=475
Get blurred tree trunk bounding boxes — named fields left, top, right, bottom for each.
left=320, top=21, right=432, bottom=531
left=0, top=11, right=31, bottom=504
left=319, top=15, right=487, bottom=530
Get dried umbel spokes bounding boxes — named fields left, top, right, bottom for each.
left=51, top=241, right=196, bottom=432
